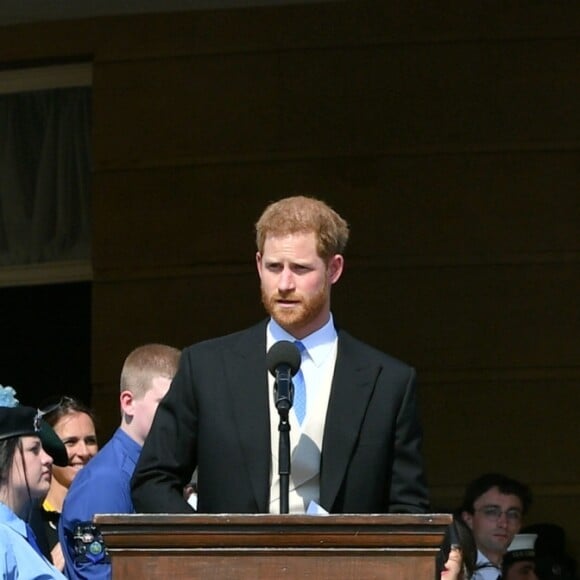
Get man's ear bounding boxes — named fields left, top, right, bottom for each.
left=256, top=251, right=263, bottom=277
left=327, top=254, right=344, bottom=285
left=120, top=390, right=134, bottom=417
left=461, top=510, right=474, bottom=530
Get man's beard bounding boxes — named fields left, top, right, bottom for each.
left=261, top=282, right=328, bottom=335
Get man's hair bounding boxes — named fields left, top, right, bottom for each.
left=120, top=344, right=181, bottom=399
left=255, top=195, right=350, bottom=260
left=461, top=472, right=533, bottom=515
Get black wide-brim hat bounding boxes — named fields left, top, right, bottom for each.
left=0, top=405, right=68, bottom=467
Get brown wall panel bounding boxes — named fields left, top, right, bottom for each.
left=90, top=261, right=578, bottom=381
left=369, top=152, right=580, bottom=257
left=92, top=53, right=281, bottom=167
left=91, top=39, right=579, bottom=170
left=0, top=20, right=99, bottom=62
left=92, top=150, right=578, bottom=270
left=421, top=380, right=579, bottom=485
left=334, top=262, right=579, bottom=370
left=84, top=3, right=580, bottom=63
left=278, top=40, right=579, bottom=151
left=91, top=273, right=264, bottom=383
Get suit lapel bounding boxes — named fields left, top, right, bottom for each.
left=223, top=321, right=271, bottom=512
left=320, top=330, right=380, bottom=511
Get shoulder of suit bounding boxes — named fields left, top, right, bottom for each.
left=337, top=328, right=414, bottom=373
left=182, top=320, right=267, bottom=355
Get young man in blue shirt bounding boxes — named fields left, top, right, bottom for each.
left=59, top=343, right=180, bottom=580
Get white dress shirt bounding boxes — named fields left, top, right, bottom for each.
left=267, top=315, right=338, bottom=514
left=471, top=549, right=502, bottom=580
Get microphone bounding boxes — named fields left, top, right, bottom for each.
left=266, top=341, right=301, bottom=414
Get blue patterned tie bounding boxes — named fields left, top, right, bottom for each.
left=293, top=341, right=306, bottom=424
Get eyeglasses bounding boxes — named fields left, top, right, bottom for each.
left=474, top=505, right=522, bottom=523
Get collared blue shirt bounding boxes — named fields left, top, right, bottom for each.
left=59, top=428, right=141, bottom=580
left=471, top=549, right=503, bottom=580
left=0, top=501, right=66, bottom=579
left=267, top=314, right=338, bottom=420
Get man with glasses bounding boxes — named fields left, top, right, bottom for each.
left=460, top=473, right=533, bottom=580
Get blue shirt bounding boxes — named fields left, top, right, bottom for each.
left=0, top=502, right=66, bottom=579
left=471, top=550, right=503, bottom=580
left=59, top=428, right=141, bottom=580
left=267, top=314, right=338, bottom=421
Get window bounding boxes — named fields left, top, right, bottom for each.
left=0, top=64, right=92, bottom=406
left=0, top=63, right=92, bottom=287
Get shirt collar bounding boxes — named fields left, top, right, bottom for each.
left=267, top=314, right=337, bottom=367
left=116, top=426, right=144, bottom=463
left=0, top=501, right=27, bottom=538
left=476, top=549, right=501, bottom=570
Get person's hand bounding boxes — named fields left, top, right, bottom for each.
left=440, top=545, right=463, bottom=580
left=183, top=484, right=195, bottom=500
left=50, top=542, right=65, bottom=572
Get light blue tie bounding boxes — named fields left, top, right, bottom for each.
left=293, top=341, right=306, bottom=424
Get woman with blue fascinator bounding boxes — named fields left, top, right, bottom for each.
left=0, top=385, right=68, bottom=579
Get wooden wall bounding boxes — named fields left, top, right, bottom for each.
left=2, top=1, right=578, bottom=560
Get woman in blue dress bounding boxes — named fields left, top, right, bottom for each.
left=0, top=385, right=68, bottom=579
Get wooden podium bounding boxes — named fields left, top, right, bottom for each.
left=95, top=513, right=451, bottom=579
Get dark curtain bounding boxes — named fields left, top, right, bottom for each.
left=0, top=87, right=91, bottom=266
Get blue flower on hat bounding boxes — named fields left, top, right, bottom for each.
left=0, top=385, right=20, bottom=408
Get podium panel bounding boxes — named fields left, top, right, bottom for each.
left=95, top=513, right=452, bottom=580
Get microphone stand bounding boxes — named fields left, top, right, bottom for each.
left=277, top=409, right=291, bottom=514
left=274, top=370, right=294, bottom=514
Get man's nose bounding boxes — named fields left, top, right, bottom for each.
left=278, top=267, right=295, bottom=291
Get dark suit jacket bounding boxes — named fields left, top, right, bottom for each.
left=131, top=320, right=429, bottom=514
